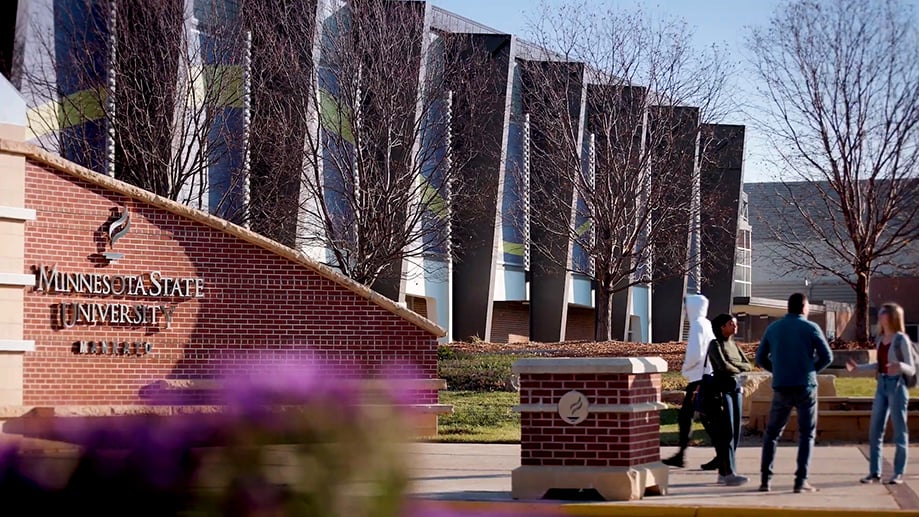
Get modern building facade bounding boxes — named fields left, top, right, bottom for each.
left=6, top=0, right=748, bottom=343
left=739, top=180, right=919, bottom=342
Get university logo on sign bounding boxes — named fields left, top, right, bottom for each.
left=31, top=205, right=205, bottom=356
left=558, top=390, right=590, bottom=425
left=103, top=207, right=130, bottom=263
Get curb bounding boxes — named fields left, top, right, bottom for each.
left=414, top=500, right=919, bottom=516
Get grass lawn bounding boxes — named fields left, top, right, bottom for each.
left=437, top=391, right=520, bottom=443
left=835, top=376, right=919, bottom=397
left=434, top=377, right=913, bottom=444
left=436, top=390, right=707, bottom=445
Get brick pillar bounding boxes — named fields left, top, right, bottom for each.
left=511, top=357, right=668, bottom=501
left=0, top=77, right=36, bottom=405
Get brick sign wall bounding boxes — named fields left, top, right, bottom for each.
left=21, top=159, right=440, bottom=406
left=511, top=358, right=668, bottom=501
left=518, top=373, right=662, bottom=468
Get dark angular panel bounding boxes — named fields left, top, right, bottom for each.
left=700, top=124, right=746, bottom=318
left=246, top=0, right=320, bottom=248
left=585, top=84, right=648, bottom=340
left=519, top=59, right=585, bottom=342
left=650, top=106, right=699, bottom=343
left=611, top=285, right=630, bottom=341
left=445, top=33, right=513, bottom=341
left=0, top=0, right=18, bottom=80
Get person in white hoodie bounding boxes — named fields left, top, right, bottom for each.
left=663, top=294, right=719, bottom=470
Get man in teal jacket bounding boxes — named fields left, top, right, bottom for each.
left=756, top=293, right=833, bottom=494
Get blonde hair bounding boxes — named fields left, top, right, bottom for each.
left=878, top=303, right=906, bottom=335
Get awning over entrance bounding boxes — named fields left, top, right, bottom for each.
left=732, top=296, right=826, bottom=318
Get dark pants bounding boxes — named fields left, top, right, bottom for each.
left=676, top=380, right=702, bottom=450
left=712, top=388, right=742, bottom=476
left=760, top=386, right=818, bottom=483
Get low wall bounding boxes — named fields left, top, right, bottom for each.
left=0, top=378, right=453, bottom=446
left=749, top=396, right=919, bottom=442
left=741, top=372, right=837, bottom=417
left=829, top=349, right=877, bottom=370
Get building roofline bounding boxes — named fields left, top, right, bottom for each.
left=733, top=295, right=831, bottom=317
left=1, top=139, right=447, bottom=338
left=430, top=5, right=504, bottom=34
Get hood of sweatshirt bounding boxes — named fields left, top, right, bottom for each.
left=682, top=294, right=715, bottom=382
left=685, top=294, right=710, bottom=321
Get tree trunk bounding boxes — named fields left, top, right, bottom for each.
left=854, top=270, right=870, bottom=344
left=595, top=286, right=614, bottom=342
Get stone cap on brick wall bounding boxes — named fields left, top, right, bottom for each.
left=0, top=139, right=446, bottom=338
left=155, top=378, right=448, bottom=392
left=512, top=357, right=668, bottom=375
left=513, top=402, right=667, bottom=413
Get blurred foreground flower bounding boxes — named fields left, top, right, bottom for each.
left=0, top=361, right=416, bottom=516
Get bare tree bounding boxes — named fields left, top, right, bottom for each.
left=20, top=0, right=245, bottom=213
left=520, top=2, right=731, bottom=341
left=749, top=0, right=919, bottom=342
left=243, top=0, right=495, bottom=292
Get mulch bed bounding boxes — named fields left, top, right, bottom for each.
left=447, top=341, right=760, bottom=372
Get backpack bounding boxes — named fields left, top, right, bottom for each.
left=891, top=332, right=919, bottom=388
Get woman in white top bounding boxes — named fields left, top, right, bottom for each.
left=846, top=303, right=915, bottom=485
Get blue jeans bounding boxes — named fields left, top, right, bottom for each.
left=868, top=374, right=909, bottom=477
left=714, top=389, right=743, bottom=476
left=760, top=386, right=817, bottom=482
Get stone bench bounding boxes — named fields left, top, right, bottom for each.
left=743, top=373, right=836, bottom=420
left=748, top=396, right=919, bottom=443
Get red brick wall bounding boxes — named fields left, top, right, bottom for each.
left=564, top=306, right=595, bottom=341
left=491, top=303, right=596, bottom=343
left=22, top=161, right=439, bottom=406
left=872, top=277, right=919, bottom=326
left=491, top=301, right=529, bottom=343
left=518, top=372, right=661, bottom=468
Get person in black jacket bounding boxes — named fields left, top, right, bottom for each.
left=708, top=313, right=753, bottom=487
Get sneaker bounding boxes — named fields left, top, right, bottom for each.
left=794, top=481, right=818, bottom=493
left=725, top=474, right=750, bottom=487
left=701, top=458, right=719, bottom=471
left=860, top=475, right=881, bottom=484
left=662, top=453, right=685, bottom=468
left=887, top=475, right=905, bottom=485
left=758, top=481, right=771, bottom=492
left=717, top=475, right=726, bottom=485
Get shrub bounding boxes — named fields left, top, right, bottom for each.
left=0, top=362, right=414, bottom=516
left=438, top=353, right=523, bottom=392
left=437, top=344, right=457, bottom=361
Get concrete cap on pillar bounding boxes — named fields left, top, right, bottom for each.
left=512, top=357, right=668, bottom=375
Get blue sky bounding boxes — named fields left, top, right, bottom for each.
left=426, top=0, right=784, bottom=183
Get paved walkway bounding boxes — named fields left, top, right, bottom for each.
left=409, top=443, right=919, bottom=512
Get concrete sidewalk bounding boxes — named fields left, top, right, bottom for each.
left=408, top=443, right=919, bottom=512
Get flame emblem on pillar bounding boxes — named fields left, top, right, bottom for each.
left=558, top=390, right=590, bottom=425
left=103, top=207, right=130, bottom=263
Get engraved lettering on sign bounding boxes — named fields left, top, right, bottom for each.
left=34, top=264, right=204, bottom=331
left=33, top=263, right=204, bottom=354
left=76, top=340, right=152, bottom=356
left=558, top=390, right=590, bottom=425
left=35, top=265, right=204, bottom=298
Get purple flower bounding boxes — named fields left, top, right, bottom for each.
left=0, top=353, right=435, bottom=514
